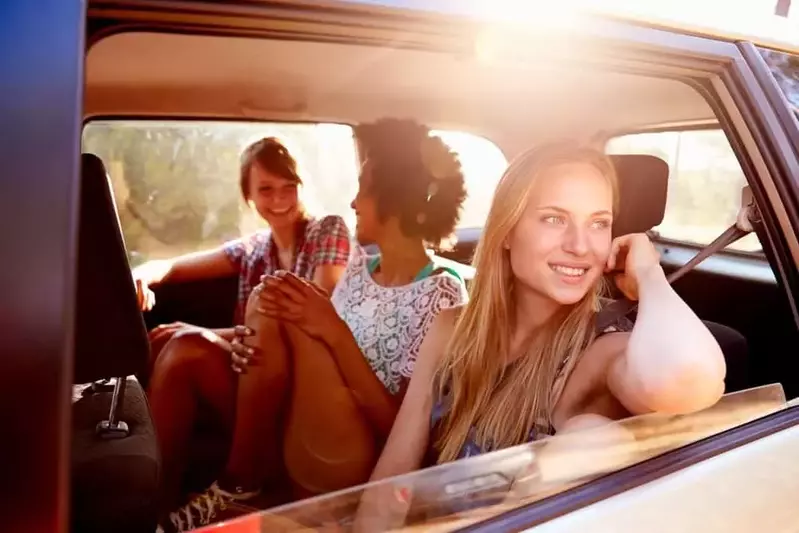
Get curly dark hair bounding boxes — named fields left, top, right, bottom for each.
left=239, top=137, right=301, bottom=199
left=355, top=118, right=467, bottom=248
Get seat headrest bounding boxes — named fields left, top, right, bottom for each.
left=73, top=153, right=149, bottom=384
left=608, top=154, right=669, bottom=237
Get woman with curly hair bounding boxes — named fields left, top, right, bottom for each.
left=159, top=119, right=470, bottom=532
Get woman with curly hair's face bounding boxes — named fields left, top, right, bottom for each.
left=350, top=160, right=382, bottom=245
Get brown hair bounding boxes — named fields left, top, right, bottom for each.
left=239, top=137, right=302, bottom=199
left=355, top=118, right=467, bottom=248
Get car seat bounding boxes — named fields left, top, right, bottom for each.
left=71, top=153, right=160, bottom=533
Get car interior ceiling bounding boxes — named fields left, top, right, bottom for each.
left=83, top=32, right=712, bottom=147
left=73, top=26, right=799, bottom=531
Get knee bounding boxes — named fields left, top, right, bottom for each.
left=243, top=298, right=279, bottom=331
left=153, top=329, right=218, bottom=381
left=243, top=302, right=282, bottom=347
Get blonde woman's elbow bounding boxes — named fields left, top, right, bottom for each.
left=638, top=342, right=727, bottom=415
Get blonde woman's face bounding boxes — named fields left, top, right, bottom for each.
left=507, top=162, right=614, bottom=305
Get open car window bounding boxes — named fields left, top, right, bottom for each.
left=197, top=385, right=785, bottom=532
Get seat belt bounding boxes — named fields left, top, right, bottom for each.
left=596, top=186, right=762, bottom=331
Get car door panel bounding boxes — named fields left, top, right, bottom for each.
left=144, top=276, right=239, bottom=331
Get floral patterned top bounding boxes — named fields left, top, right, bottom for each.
left=331, top=246, right=469, bottom=395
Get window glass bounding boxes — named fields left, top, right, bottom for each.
left=81, top=121, right=507, bottom=267
left=606, top=129, right=763, bottom=253
left=759, top=47, right=799, bottom=119
left=177, top=385, right=785, bottom=532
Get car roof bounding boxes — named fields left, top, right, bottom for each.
left=321, top=0, right=799, bottom=53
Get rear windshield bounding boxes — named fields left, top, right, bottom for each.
left=82, top=120, right=507, bottom=267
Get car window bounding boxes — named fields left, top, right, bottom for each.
left=606, top=129, right=763, bottom=253
left=81, top=121, right=506, bottom=266
left=759, top=47, right=799, bottom=119
left=194, top=385, right=786, bottom=533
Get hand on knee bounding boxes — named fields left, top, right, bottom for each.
left=230, top=322, right=289, bottom=382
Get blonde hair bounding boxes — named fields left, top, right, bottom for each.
left=434, top=140, right=619, bottom=463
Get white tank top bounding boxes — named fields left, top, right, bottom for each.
left=331, top=246, right=468, bottom=395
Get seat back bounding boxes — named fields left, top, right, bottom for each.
left=607, top=154, right=669, bottom=238
left=73, top=153, right=149, bottom=384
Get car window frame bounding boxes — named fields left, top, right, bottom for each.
left=734, top=42, right=799, bottom=322
left=77, top=3, right=799, bottom=530
left=423, top=23, right=799, bottom=533
left=741, top=44, right=799, bottom=152
left=460, top=405, right=799, bottom=532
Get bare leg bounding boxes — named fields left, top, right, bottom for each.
left=220, top=292, right=291, bottom=491
left=148, top=329, right=237, bottom=512
left=143, top=328, right=180, bottom=388
left=282, top=324, right=377, bottom=496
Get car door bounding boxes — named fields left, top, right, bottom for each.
left=8, top=2, right=799, bottom=532
left=0, top=2, right=86, bottom=533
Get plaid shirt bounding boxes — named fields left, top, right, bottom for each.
left=223, top=215, right=352, bottom=323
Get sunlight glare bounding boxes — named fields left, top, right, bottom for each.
left=470, top=0, right=798, bottom=53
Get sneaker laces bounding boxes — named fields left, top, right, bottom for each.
left=163, top=481, right=259, bottom=532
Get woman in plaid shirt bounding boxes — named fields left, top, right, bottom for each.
left=157, top=119, right=471, bottom=532
left=138, top=137, right=351, bottom=356
left=143, top=137, right=352, bottom=519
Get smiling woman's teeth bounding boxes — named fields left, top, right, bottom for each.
left=551, top=264, right=587, bottom=277
left=271, top=207, right=291, bottom=215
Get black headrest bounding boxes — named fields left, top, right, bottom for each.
left=609, top=154, right=669, bottom=237
left=73, top=153, right=149, bottom=384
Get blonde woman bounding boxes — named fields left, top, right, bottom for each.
left=367, top=140, right=726, bottom=483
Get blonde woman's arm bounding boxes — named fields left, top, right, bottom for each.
left=353, top=307, right=459, bottom=531
left=598, top=234, right=726, bottom=415
left=370, top=307, right=459, bottom=480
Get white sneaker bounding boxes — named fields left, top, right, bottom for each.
left=158, top=481, right=260, bottom=532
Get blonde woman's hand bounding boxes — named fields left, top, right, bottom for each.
left=606, top=233, right=663, bottom=300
